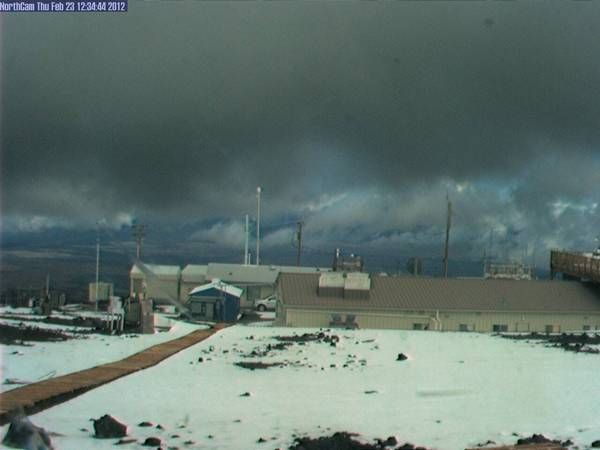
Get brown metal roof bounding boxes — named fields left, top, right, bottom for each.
left=279, top=273, right=600, bottom=313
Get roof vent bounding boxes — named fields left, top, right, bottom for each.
left=344, top=272, right=370, bottom=299
left=318, top=272, right=345, bottom=297
left=318, top=272, right=371, bottom=299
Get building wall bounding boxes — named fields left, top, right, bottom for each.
left=183, top=282, right=272, bottom=309
left=189, top=298, right=216, bottom=320
left=237, top=283, right=274, bottom=308
left=281, top=307, right=600, bottom=332
left=180, top=281, right=203, bottom=302
left=283, top=309, right=435, bottom=329
left=130, top=274, right=180, bottom=304
left=180, top=271, right=208, bottom=301
left=88, top=282, right=114, bottom=302
left=437, top=310, right=600, bottom=333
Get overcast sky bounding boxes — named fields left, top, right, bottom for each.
left=2, top=1, right=600, bottom=265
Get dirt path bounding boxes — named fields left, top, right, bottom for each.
left=0, top=323, right=228, bottom=425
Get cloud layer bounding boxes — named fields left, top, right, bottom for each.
left=2, top=2, right=600, bottom=264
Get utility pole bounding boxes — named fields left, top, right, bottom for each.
left=531, top=237, right=539, bottom=279
left=244, top=214, right=250, bottom=265
left=443, top=195, right=452, bottom=278
left=256, top=186, right=262, bottom=265
left=95, top=222, right=100, bottom=311
left=482, top=249, right=487, bottom=277
left=131, top=223, right=146, bottom=260
left=296, top=221, right=304, bottom=266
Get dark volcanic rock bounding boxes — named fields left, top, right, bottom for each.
left=289, top=432, right=428, bottom=450
left=93, top=414, right=128, bottom=439
left=290, top=432, right=373, bottom=450
left=503, top=332, right=600, bottom=354
left=591, top=440, right=600, bottom=448
left=142, top=436, right=162, bottom=446
left=0, top=323, right=72, bottom=345
left=275, top=332, right=339, bottom=345
left=379, top=436, right=397, bottom=447
left=235, top=361, right=284, bottom=370
left=2, top=412, right=54, bottom=450
left=397, top=444, right=415, bottom=450
left=516, top=434, right=557, bottom=445
left=396, top=353, right=408, bottom=361
left=138, top=421, right=154, bottom=427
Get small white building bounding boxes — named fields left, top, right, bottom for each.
left=205, top=263, right=331, bottom=308
left=130, top=263, right=181, bottom=304
left=180, top=265, right=208, bottom=301
left=131, top=261, right=331, bottom=308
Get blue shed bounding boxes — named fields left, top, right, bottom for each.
left=188, top=279, right=242, bottom=322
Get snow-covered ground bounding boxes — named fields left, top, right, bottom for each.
left=256, top=311, right=276, bottom=320
left=0, top=312, right=207, bottom=393
left=2, top=325, right=600, bottom=449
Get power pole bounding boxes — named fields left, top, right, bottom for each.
left=132, top=223, right=146, bottom=260
left=296, top=221, right=304, bottom=266
left=256, top=186, right=262, bottom=265
left=95, top=223, right=100, bottom=311
left=244, top=214, right=250, bottom=265
left=482, top=249, right=487, bottom=277
left=443, top=195, right=452, bottom=278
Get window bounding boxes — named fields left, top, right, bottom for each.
left=413, top=323, right=424, bottom=330
left=545, top=324, right=559, bottom=334
left=200, top=303, right=206, bottom=315
left=583, top=325, right=591, bottom=331
left=492, top=324, right=508, bottom=332
left=459, top=324, right=469, bottom=332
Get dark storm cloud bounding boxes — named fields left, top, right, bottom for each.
left=2, top=1, right=600, bottom=257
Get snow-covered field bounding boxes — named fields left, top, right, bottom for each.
left=3, top=325, right=600, bottom=450
left=0, top=310, right=207, bottom=393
